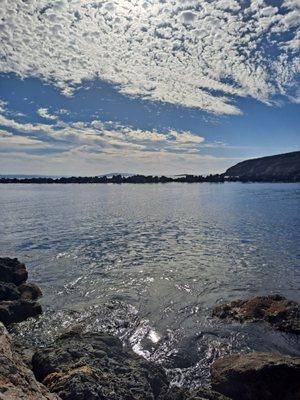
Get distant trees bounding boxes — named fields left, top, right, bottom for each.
left=0, top=172, right=298, bottom=184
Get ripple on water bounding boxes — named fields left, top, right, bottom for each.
left=1, top=183, right=300, bottom=386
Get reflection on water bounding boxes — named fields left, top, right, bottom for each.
left=0, top=183, right=299, bottom=386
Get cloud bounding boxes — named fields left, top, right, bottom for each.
left=0, top=129, right=44, bottom=146
left=37, top=108, right=58, bottom=120
left=0, top=0, right=299, bottom=114
left=0, top=104, right=241, bottom=175
left=0, top=102, right=207, bottom=158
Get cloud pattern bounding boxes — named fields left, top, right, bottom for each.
left=0, top=102, right=233, bottom=174
left=0, top=0, right=299, bottom=115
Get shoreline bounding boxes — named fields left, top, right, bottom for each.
left=1, top=257, right=300, bottom=399
left=1, top=176, right=299, bottom=184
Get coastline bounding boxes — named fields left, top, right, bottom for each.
left=1, top=257, right=300, bottom=400
left=1, top=174, right=299, bottom=184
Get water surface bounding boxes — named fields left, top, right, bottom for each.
left=0, top=183, right=299, bottom=386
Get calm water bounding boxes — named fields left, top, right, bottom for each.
left=0, top=183, right=299, bottom=386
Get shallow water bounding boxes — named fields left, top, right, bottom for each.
left=0, top=183, right=299, bottom=386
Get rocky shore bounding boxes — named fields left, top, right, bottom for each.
left=0, top=257, right=300, bottom=400
left=0, top=258, right=42, bottom=325
left=212, top=294, right=300, bottom=334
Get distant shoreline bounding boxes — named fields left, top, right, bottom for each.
left=0, top=174, right=299, bottom=184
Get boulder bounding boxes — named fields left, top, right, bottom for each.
left=19, top=282, right=43, bottom=301
left=0, top=300, right=42, bottom=325
left=0, top=258, right=28, bottom=285
left=211, top=352, right=300, bottom=400
left=0, top=257, right=43, bottom=325
left=0, top=322, right=60, bottom=400
left=212, top=295, right=300, bottom=334
left=0, top=282, right=20, bottom=301
left=32, top=330, right=170, bottom=400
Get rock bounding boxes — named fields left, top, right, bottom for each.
left=0, top=258, right=28, bottom=285
left=0, top=282, right=20, bottom=301
left=0, top=257, right=43, bottom=325
left=212, top=295, right=300, bottom=334
left=18, top=282, right=43, bottom=301
left=32, top=330, right=170, bottom=400
left=211, top=352, right=300, bottom=400
left=0, top=300, right=42, bottom=325
left=0, top=322, right=60, bottom=400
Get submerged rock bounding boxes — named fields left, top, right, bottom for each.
left=211, top=352, right=300, bottom=400
left=0, top=257, right=43, bottom=326
left=0, top=322, right=60, bottom=400
left=0, top=282, right=20, bottom=301
left=32, top=330, right=170, bottom=400
left=18, top=282, right=43, bottom=301
left=0, top=300, right=42, bottom=325
left=212, top=295, right=300, bottom=334
left=0, top=258, right=28, bottom=285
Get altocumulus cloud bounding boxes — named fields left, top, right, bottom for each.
left=0, top=0, right=299, bottom=115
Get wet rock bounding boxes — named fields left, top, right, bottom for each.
left=0, top=257, right=28, bottom=285
left=213, top=295, right=300, bottom=334
left=211, top=352, right=300, bottom=400
left=0, top=282, right=20, bottom=301
left=163, top=335, right=200, bottom=369
left=32, top=330, right=170, bottom=400
left=0, top=300, right=42, bottom=325
left=19, top=282, right=43, bottom=301
left=0, top=322, right=60, bottom=400
left=0, top=257, right=43, bottom=325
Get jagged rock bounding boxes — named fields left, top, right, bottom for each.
left=212, top=295, right=300, bottom=334
left=32, top=330, right=170, bottom=400
left=0, top=300, right=42, bottom=325
left=0, top=282, right=20, bottom=301
left=18, top=282, right=43, bottom=301
left=0, top=257, right=43, bottom=325
left=0, top=322, right=60, bottom=400
left=211, top=352, right=300, bottom=400
left=0, top=258, right=28, bottom=285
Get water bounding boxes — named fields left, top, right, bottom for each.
left=0, top=183, right=299, bottom=386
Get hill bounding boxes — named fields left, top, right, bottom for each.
left=225, top=151, right=300, bottom=181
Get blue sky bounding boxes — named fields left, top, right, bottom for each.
left=0, top=0, right=299, bottom=175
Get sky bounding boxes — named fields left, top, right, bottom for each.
left=0, top=0, right=299, bottom=176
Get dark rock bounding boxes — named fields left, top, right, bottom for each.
left=0, top=322, right=60, bottom=399
left=19, top=282, right=43, bottom=300
left=0, top=257, right=43, bottom=325
left=32, top=330, right=170, bottom=400
left=212, top=295, right=300, bottom=334
left=211, top=352, right=300, bottom=400
left=0, top=257, right=28, bottom=285
left=0, top=281, right=20, bottom=300
left=0, top=299, right=42, bottom=325
left=163, top=335, right=200, bottom=369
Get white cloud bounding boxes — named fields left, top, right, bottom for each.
left=0, top=0, right=299, bottom=114
left=0, top=103, right=207, bottom=157
left=37, top=108, right=58, bottom=120
left=0, top=105, right=239, bottom=175
left=0, top=129, right=47, bottom=149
